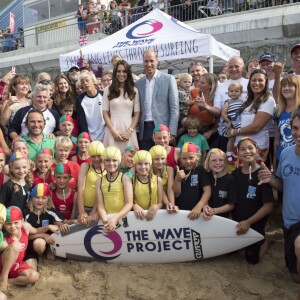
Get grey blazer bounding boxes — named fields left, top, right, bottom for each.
left=135, top=70, right=179, bottom=139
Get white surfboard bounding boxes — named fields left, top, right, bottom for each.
left=50, top=210, right=263, bottom=263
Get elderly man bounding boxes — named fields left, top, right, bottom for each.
left=213, top=56, right=249, bottom=151
left=22, top=110, right=56, bottom=160
left=135, top=49, right=179, bottom=150
left=8, top=84, right=59, bottom=140
left=76, top=72, right=105, bottom=141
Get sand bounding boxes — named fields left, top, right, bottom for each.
left=7, top=204, right=300, bottom=300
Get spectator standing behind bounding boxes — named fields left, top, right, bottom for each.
left=135, top=49, right=179, bottom=150
left=1, top=75, right=31, bottom=128
left=103, top=60, right=140, bottom=151
left=290, top=44, right=300, bottom=77
left=273, top=74, right=300, bottom=171
left=189, top=61, right=207, bottom=89
left=214, top=56, right=249, bottom=152
left=217, top=72, right=229, bottom=83
left=245, top=59, right=259, bottom=79
left=8, top=84, right=60, bottom=140
left=177, top=73, right=193, bottom=133
left=75, top=4, right=87, bottom=36
left=227, top=69, right=276, bottom=165
left=101, top=71, right=113, bottom=90
left=189, top=73, right=219, bottom=148
left=76, top=72, right=106, bottom=141
left=52, top=74, right=75, bottom=116
left=2, top=27, right=14, bottom=52
left=221, top=82, right=244, bottom=162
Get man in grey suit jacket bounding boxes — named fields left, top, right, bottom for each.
left=135, top=49, right=179, bottom=150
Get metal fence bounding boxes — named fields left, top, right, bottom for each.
left=0, top=0, right=297, bottom=54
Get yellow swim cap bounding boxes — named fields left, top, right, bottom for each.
left=103, top=146, right=121, bottom=162
left=88, top=141, right=105, bottom=156
left=0, top=203, right=6, bottom=223
left=149, top=145, right=167, bottom=159
left=133, top=150, right=152, bottom=165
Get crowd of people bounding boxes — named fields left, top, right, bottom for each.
left=0, top=43, right=299, bottom=299
left=0, top=28, right=24, bottom=53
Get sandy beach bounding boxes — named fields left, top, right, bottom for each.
left=7, top=204, right=300, bottom=300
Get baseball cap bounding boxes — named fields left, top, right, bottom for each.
left=291, top=44, right=300, bottom=55
left=6, top=206, right=23, bottom=223
left=69, top=64, right=80, bottom=72
left=259, top=53, right=276, bottom=63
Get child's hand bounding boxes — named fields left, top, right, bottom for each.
left=226, top=122, right=232, bottom=130
left=146, top=204, right=159, bottom=221
left=59, top=224, right=70, bottom=234
left=166, top=202, right=179, bottom=214
left=104, top=219, right=117, bottom=232
left=203, top=205, right=214, bottom=221
left=43, top=233, right=55, bottom=245
left=89, top=212, right=99, bottom=224
left=236, top=220, right=250, bottom=235
left=188, top=207, right=202, bottom=220
left=133, top=204, right=145, bottom=220
left=175, top=166, right=188, bottom=182
left=48, top=224, right=59, bottom=233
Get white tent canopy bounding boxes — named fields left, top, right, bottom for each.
left=60, top=9, right=239, bottom=73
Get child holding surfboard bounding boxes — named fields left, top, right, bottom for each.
left=203, top=148, right=236, bottom=220
left=77, top=141, right=106, bottom=226
left=173, top=142, right=211, bottom=220
left=149, top=145, right=178, bottom=213
left=152, top=124, right=180, bottom=169
left=96, top=146, right=133, bottom=232
left=232, top=137, right=274, bottom=264
left=132, top=150, right=163, bottom=220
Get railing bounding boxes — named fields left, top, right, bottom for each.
left=0, top=0, right=297, bottom=55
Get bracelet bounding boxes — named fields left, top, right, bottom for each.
left=238, top=128, right=241, bottom=135
left=128, top=128, right=134, bottom=133
left=230, top=129, right=235, bottom=137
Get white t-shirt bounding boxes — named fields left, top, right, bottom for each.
left=235, top=96, right=276, bottom=149
left=214, top=78, right=249, bottom=136
left=81, top=92, right=105, bottom=141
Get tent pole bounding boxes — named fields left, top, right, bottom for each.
left=165, top=0, right=168, bottom=13
left=209, top=56, right=213, bottom=73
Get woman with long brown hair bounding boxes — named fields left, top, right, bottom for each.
left=102, top=60, right=140, bottom=151
left=52, top=74, right=75, bottom=115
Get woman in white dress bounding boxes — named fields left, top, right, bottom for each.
left=103, top=60, right=140, bottom=151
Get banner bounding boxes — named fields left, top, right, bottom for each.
left=9, top=12, right=15, bottom=33
left=36, top=19, right=66, bottom=34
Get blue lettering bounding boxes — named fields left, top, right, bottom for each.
left=183, top=228, right=191, bottom=239
left=153, top=229, right=165, bottom=239
left=173, top=240, right=182, bottom=250
left=127, top=243, right=134, bottom=252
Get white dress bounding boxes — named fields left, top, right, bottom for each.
left=102, top=87, right=140, bottom=152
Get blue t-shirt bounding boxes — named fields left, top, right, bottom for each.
left=275, top=110, right=294, bottom=160
left=276, top=145, right=300, bottom=229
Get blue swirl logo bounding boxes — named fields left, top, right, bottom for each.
left=126, top=19, right=163, bottom=39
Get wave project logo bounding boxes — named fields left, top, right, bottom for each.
left=84, top=225, right=122, bottom=261
left=126, top=19, right=163, bottom=39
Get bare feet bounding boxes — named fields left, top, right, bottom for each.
left=0, top=280, right=8, bottom=293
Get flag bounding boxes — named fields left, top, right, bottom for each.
left=79, top=36, right=88, bottom=46
left=9, top=12, right=15, bottom=33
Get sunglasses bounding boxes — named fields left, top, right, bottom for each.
left=218, top=76, right=227, bottom=80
